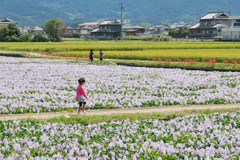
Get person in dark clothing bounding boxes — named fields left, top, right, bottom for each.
left=99, top=49, right=104, bottom=61
left=89, top=49, right=94, bottom=62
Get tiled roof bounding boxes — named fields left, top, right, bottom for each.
left=100, top=20, right=121, bottom=25
left=190, top=23, right=227, bottom=29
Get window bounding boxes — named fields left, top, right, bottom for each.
left=203, top=30, right=205, bottom=34
left=100, top=26, right=102, bottom=29
left=191, top=31, right=194, bottom=34
left=210, top=31, right=213, bottom=34
left=234, top=19, right=240, bottom=26
left=68, top=30, right=71, bottom=33
left=105, top=26, right=107, bottom=29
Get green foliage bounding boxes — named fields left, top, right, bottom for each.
left=21, top=32, right=33, bottom=42
left=72, top=33, right=80, bottom=38
left=0, top=23, right=22, bottom=42
left=71, top=22, right=84, bottom=29
left=169, top=27, right=189, bottom=36
left=1, top=0, right=240, bottom=26
left=43, top=18, right=64, bottom=42
left=31, top=33, right=49, bottom=42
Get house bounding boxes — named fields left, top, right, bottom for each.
left=79, top=26, right=93, bottom=37
left=61, top=26, right=80, bottom=38
left=173, top=24, right=189, bottom=31
left=91, top=19, right=121, bottom=40
left=79, top=22, right=99, bottom=29
left=151, top=25, right=170, bottom=35
left=189, top=11, right=230, bottom=37
left=122, top=25, right=145, bottom=37
left=27, top=26, right=44, bottom=34
left=0, top=17, right=16, bottom=28
left=222, top=16, right=240, bottom=40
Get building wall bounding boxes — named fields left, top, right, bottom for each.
left=200, top=19, right=230, bottom=27
left=99, top=25, right=121, bottom=32
left=81, top=30, right=88, bottom=34
left=0, top=23, right=9, bottom=28
left=155, top=26, right=168, bottom=32
left=222, top=28, right=240, bottom=40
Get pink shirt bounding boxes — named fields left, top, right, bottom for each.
left=75, top=86, right=88, bottom=100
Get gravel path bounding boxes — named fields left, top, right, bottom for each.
left=1, top=104, right=240, bottom=120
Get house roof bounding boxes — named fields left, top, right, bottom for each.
left=190, top=23, right=227, bottom=29
left=229, top=16, right=240, bottom=20
left=79, top=22, right=99, bottom=26
left=200, top=11, right=229, bottom=20
left=81, top=26, right=93, bottom=30
left=155, top=25, right=169, bottom=28
left=100, top=19, right=121, bottom=25
left=0, top=17, right=14, bottom=22
left=28, top=26, right=43, bottom=31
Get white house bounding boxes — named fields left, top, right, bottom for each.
left=222, top=16, right=240, bottom=40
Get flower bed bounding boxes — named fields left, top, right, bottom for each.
left=1, top=57, right=240, bottom=114
left=1, top=111, right=240, bottom=159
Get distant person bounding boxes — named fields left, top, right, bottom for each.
left=100, top=49, right=104, bottom=61
left=89, top=49, right=94, bottom=62
left=75, top=78, right=88, bottom=115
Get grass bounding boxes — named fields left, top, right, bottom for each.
left=26, top=108, right=240, bottom=124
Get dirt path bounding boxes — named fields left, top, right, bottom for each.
left=1, top=104, right=240, bottom=120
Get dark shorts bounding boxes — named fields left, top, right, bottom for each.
left=100, top=58, right=103, bottom=60
left=79, top=102, right=86, bottom=106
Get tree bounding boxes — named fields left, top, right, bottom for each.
left=31, top=33, right=49, bottom=42
left=72, top=33, right=80, bottom=38
left=44, top=18, right=65, bottom=42
left=169, top=30, right=177, bottom=36
left=0, top=23, right=21, bottom=42
left=21, top=32, right=33, bottom=42
left=72, top=22, right=84, bottom=29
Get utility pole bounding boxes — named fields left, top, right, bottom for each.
left=32, top=22, right=35, bottom=32
left=120, top=0, right=125, bottom=39
left=228, top=10, right=231, bottom=28
left=21, top=17, right=25, bottom=35
left=41, top=11, right=46, bottom=27
left=145, top=21, right=147, bottom=28
left=151, top=20, right=154, bottom=27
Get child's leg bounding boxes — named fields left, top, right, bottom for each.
left=82, top=103, right=86, bottom=112
left=78, top=102, right=82, bottom=113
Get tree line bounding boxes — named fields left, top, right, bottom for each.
left=0, top=18, right=66, bottom=42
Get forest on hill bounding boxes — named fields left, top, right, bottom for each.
left=0, top=0, right=239, bottom=27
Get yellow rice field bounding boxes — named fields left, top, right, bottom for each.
left=53, top=49, right=240, bottom=62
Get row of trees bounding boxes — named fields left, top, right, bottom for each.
left=0, top=18, right=65, bottom=42
left=169, top=27, right=189, bottom=36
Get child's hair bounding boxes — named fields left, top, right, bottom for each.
left=78, top=78, right=86, bottom=84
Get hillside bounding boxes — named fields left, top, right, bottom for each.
left=0, top=0, right=239, bottom=27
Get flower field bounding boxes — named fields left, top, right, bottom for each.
left=1, top=57, right=240, bottom=114
left=1, top=111, right=240, bottom=159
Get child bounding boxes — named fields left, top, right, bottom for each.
left=75, top=78, right=88, bottom=115
left=99, top=49, right=104, bottom=61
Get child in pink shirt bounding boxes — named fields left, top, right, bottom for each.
left=75, top=78, right=88, bottom=115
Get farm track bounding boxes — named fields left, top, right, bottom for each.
left=1, top=104, right=240, bottom=120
